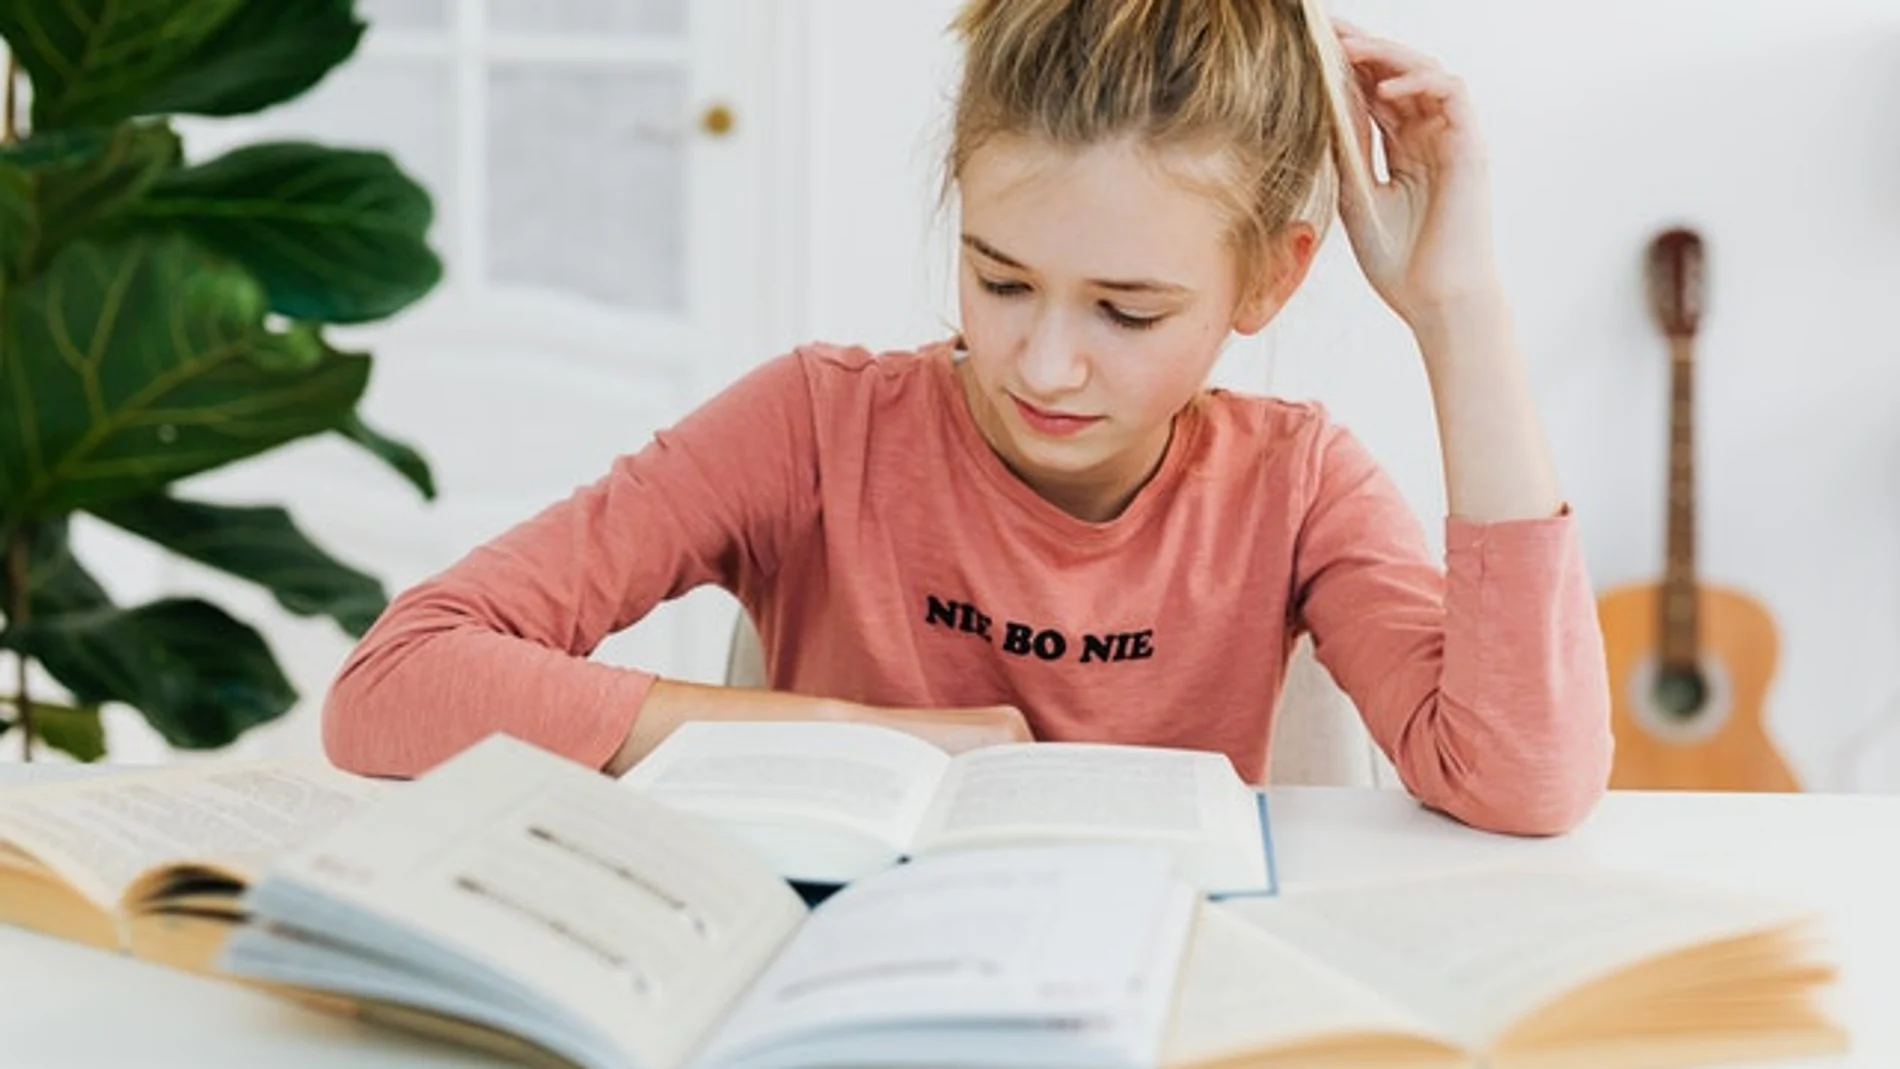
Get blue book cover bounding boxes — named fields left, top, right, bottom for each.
left=1207, top=792, right=1278, bottom=901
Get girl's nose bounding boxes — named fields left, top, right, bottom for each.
left=1017, top=313, right=1089, bottom=398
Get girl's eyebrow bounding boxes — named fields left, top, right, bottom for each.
left=960, top=233, right=1189, bottom=296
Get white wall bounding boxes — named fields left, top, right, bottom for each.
left=793, top=0, right=1900, bottom=791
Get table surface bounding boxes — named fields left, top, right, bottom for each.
left=0, top=764, right=1894, bottom=1068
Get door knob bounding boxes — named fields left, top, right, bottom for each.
left=699, top=103, right=735, bottom=137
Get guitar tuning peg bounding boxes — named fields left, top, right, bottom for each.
left=1647, top=228, right=1705, bottom=340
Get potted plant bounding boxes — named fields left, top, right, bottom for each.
left=0, top=0, right=441, bottom=761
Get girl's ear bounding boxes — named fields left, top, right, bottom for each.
left=1234, top=223, right=1319, bottom=335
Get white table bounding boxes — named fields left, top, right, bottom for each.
left=0, top=766, right=1894, bottom=1068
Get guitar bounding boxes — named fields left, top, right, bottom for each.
left=1595, top=228, right=1800, bottom=791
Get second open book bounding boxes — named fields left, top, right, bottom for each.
left=0, top=761, right=382, bottom=971
left=618, top=720, right=1276, bottom=895
left=216, top=731, right=1847, bottom=1069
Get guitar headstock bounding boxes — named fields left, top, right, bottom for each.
left=1647, top=227, right=1704, bottom=340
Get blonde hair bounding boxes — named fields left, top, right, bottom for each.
left=947, top=0, right=1375, bottom=291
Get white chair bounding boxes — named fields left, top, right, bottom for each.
left=722, top=612, right=1397, bottom=788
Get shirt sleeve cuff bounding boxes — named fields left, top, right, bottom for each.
left=1446, top=501, right=1575, bottom=554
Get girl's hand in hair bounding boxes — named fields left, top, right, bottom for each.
left=1327, top=21, right=1563, bottom=526
left=1332, top=21, right=1503, bottom=328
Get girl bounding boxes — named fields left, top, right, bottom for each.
left=324, top=0, right=1613, bottom=836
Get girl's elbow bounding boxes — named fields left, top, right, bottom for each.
left=1449, top=725, right=1614, bottom=836
left=1465, top=775, right=1604, bottom=836
left=1400, top=690, right=1613, bottom=836
left=321, top=671, right=388, bottom=776
left=320, top=644, right=437, bottom=779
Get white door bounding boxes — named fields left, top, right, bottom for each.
left=134, top=0, right=790, bottom=762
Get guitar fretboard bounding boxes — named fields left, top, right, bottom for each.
left=1660, top=334, right=1699, bottom=668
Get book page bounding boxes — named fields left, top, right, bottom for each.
left=1219, top=865, right=1812, bottom=1047
left=0, top=761, right=383, bottom=910
left=1161, top=903, right=1460, bottom=1067
left=912, top=743, right=1268, bottom=893
left=621, top=721, right=951, bottom=840
left=698, top=843, right=1196, bottom=1069
left=241, top=734, right=808, bottom=1069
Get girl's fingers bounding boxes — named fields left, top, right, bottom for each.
left=1338, top=30, right=1443, bottom=70
left=1350, top=58, right=1410, bottom=123
left=1379, top=73, right=1455, bottom=124
left=1377, top=71, right=1465, bottom=104
left=1378, top=70, right=1479, bottom=134
left=1333, top=28, right=1477, bottom=174
left=1338, top=31, right=1445, bottom=83
left=1342, top=63, right=1401, bottom=135
left=1342, top=42, right=1431, bottom=123
left=1352, top=62, right=1423, bottom=133
left=1365, top=91, right=1408, bottom=140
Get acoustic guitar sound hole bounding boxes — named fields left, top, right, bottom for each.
left=1653, top=666, right=1709, bottom=720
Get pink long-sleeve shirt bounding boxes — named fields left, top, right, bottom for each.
left=325, top=341, right=1613, bottom=835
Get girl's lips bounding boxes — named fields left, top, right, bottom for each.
left=1011, top=395, right=1103, bottom=438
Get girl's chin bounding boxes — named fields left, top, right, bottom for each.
left=967, top=388, right=1118, bottom=475
left=998, top=429, right=1115, bottom=476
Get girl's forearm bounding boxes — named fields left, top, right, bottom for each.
left=1410, top=291, right=1565, bottom=524
left=604, top=679, right=855, bottom=775
left=605, top=679, right=1034, bottom=776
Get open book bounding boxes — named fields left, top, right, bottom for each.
left=618, top=721, right=1274, bottom=895
left=0, top=761, right=384, bottom=972
left=1161, top=864, right=1848, bottom=1069
left=220, top=732, right=1201, bottom=1069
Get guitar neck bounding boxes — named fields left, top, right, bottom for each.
left=1661, top=334, right=1700, bottom=667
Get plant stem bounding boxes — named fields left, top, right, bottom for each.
left=2, top=58, right=19, bottom=754
left=1, top=55, right=22, bottom=751
left=3, top=56, right=16, bottom=145
left=5, top=528, right=30, bottom=762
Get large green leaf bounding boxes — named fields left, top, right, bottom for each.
left=16, top=597, right=296, bottom=749
left=0, top=128, right=116, bottom=169
left=0, top=0, right=363, bottom=130
left=90, top=493, right=387, bottom=636
left=0, top=234, right=371, bottom=525
left=0, top=516, right=292, bottom=751
left=143, top=0, right=365, bottom=123
left=134, top=142, right=441, bottom=323
left=33, top=702, right=108, bottom=762
left=0, top=0, right=243, bottom=130
left=337, top=412, right=435, bottom=501
left=0, top=700, right=108, bottom=762
left=0, top=124, right=183, bottom=269
left=0, top=518, right=110, bottom=628
left=1, top=520, right=110, bottom=760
